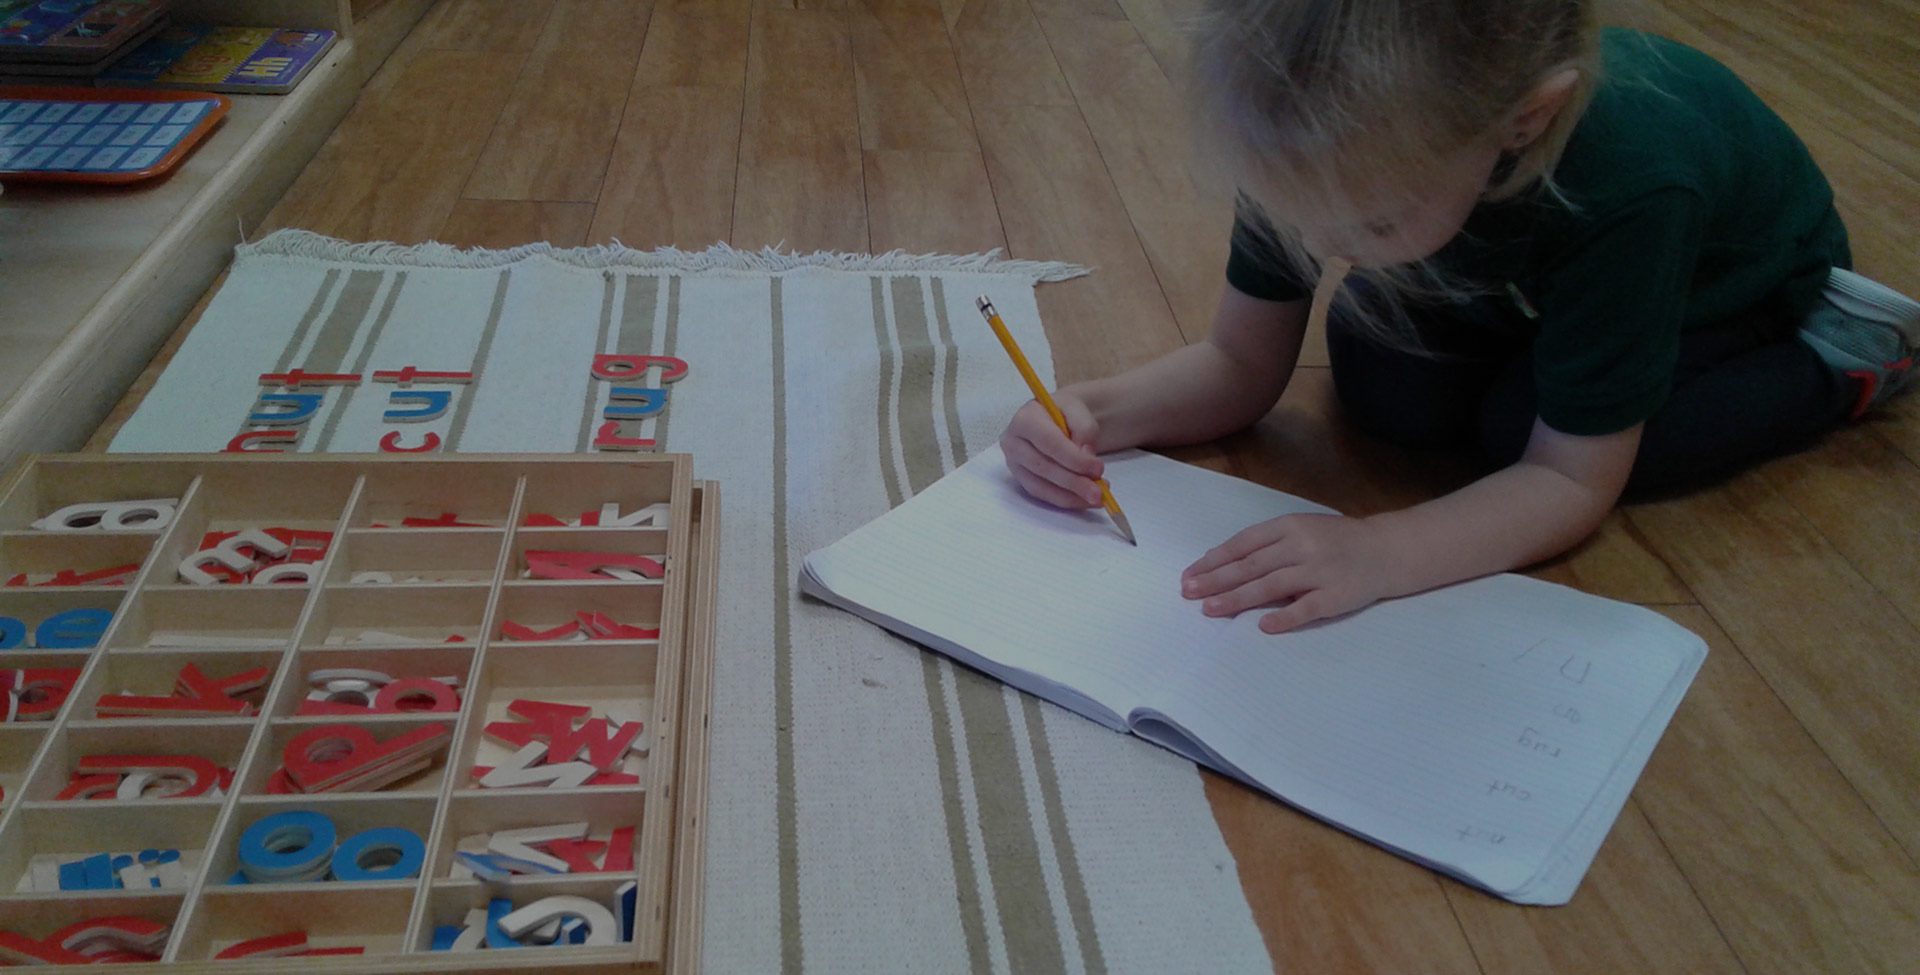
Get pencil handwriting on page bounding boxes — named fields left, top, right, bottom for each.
left=1509, top=639, right=1595, bottom=686
left=1558, top=655, right=1593, bottom=685
left=1457, top=825, right=1508, bottom=846
left=1485, top=780, right=1533, bottom=802
left=1517, top=727, right=1564, bottom=759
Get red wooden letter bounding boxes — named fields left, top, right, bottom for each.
left=379, top=430, right=443, bottom=453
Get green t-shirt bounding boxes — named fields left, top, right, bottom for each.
left=1225, top=28, right=1849, bottom=435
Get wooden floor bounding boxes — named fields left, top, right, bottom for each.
left=113, top=0, right=1920, bottom=970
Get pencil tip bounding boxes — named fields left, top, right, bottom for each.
left=1111, top=510, right=1137, bottom=546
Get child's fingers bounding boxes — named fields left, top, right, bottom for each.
left=1258, top=592, right=1335, bottom=633
left=1053, top=398, right=1105, bottom=458
left=1016, top=403, right=1104, bottom=478
left=1012, top=467, right=1095, bottom=510
left=1181, top=545, right=1289, bottom=599
left=1184, top=521, right=1290, bottom=578
left=1198, top=566, right=1311, bottom=618
left=1028, top=427, right=1103, bottom=479
left=1004, top=436, right=1102, bottom=505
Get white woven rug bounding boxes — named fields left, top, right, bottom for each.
left=109, top=230, right=1273, bottom=973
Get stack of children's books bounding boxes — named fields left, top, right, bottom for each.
left=0, top=0, right=171, bottom=81
left=1, top=0, right=334, bottom=92
left=96, top=24, right=335, bottom=93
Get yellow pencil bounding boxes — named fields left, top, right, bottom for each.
left=976, top=296, right=1137, bottom=545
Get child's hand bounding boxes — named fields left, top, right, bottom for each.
left=1000, top=395, right=1104, bottom=509
left=1181, top=513, right=1399, bottom=633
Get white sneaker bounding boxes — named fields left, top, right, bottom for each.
left=1798, top=267, right=1920, bottom=416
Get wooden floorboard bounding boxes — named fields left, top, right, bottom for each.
left=732, top=6, right=868, bottom=251
left=1633, top=607, right=1920, bottom=974
left=849, top=0, right=978, bottom=153
left=948, top=0, right=1076, bottom=108
left=1036, top=9, right=1230, bottom=345
left=259, top=48, right=530, bottom=242
left=864, top=148, right=1007, bottom=254
left=1872, top=398, right=1920, bottom=470
left=590, top=85, right=746, bottom=249
left=463, top=0, right=656, bottom=203
left=94, top=0, right=1920, bottom=970
left=1631, top=473, right=1920, bottom=861
left=972, top=99, right=1187, bottom=382
left=1203, top=768, right=1486, bottom=975
left=1444, top=802, right=1746, bottom=975
left=1760, top=426, right=1920, bottom=632
left=439, top=199, right=598, bottom=247
left=633, top=0, right=753, bottom=88
left=401, top=0, right=556, bottom=55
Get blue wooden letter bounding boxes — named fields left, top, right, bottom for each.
left=602, top=387, right=667, bottom=419
left=383, top=389, right=452, bottom=423
left=34, top=608, right=111, bottom=649
left=248, top=392, right=324, bottom=426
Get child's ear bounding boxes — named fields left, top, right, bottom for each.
left=1505, top=68, right=1581, bottom=150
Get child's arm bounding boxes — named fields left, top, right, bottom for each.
left=1183, top=421, right=1640, bottom=631
left=1001, top=285, right=1306, bottom=507
left=1078, top=286, right=1310, bottom=450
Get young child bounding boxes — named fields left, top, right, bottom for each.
left=1000, top=0, right=1920, bottom=633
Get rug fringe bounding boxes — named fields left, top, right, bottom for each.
left=241, top=229, right=1092, bottom=282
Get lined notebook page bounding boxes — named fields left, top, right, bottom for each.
left=801, top=446, right=1705, bottom=903
left=802, top=447, right=1307, bottom=720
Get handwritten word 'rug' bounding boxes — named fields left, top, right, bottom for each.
left=109, top=229, right=1271, bottom=974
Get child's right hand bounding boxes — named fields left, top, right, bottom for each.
left=1000, top=395, right=1105, bottom=509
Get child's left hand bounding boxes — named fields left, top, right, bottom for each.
left=1180, top=513, right=1400, bottom=633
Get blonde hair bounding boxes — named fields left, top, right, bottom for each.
left=1194, top=0, right=1602, bottom=346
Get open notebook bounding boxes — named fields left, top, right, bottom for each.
left=800, top=446, right=1706, bottom=905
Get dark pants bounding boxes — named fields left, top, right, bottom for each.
left=1327, top=303, right=1856, bottom=497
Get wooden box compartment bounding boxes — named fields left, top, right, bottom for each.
left=457, top=642, right=656, bottom=793
left=241, top=717, right=456, bottom=798
left=346, top=462, right=524, bottom=529
left=326, top=529, right=506, bottom=587
left=1, top=801, right=217, bottom=894
left=109, top=587, right=306, bottom=651
left=418, top=875, right=640, bottom=954
left=266, top=646, right=476, bottom=720
left=0, top=457, right=196, bottom=533
left=434, top=783, right=646, bottom=881
left=1, top=726, right=45, bottom=809
left=492, top=585, right=665, bottom=643
left=0, top=588, right=125, bottom=653
left=143, top=479, right=339, bottom=592
left=20, top=722, right=249, bottom=804
left=0, top=453, right=714, bottom=973
left=73, top=650, right=280, bottom=720
left=305, top=585, right=491, bottom=647
left=207, top=796, right=439, bottom=890
left=0, top=649, right=88, bottom=726
left=507, top=527, right=672, bottom=586
left=0, top=531, right=156, bottom=590
left=176, top=465, right=358, bottom=535
left=516, top=466, right=676, bottom=531
left=180, top=886, right=415, bottom=961
left=0, top=892, right=183, bottom=962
